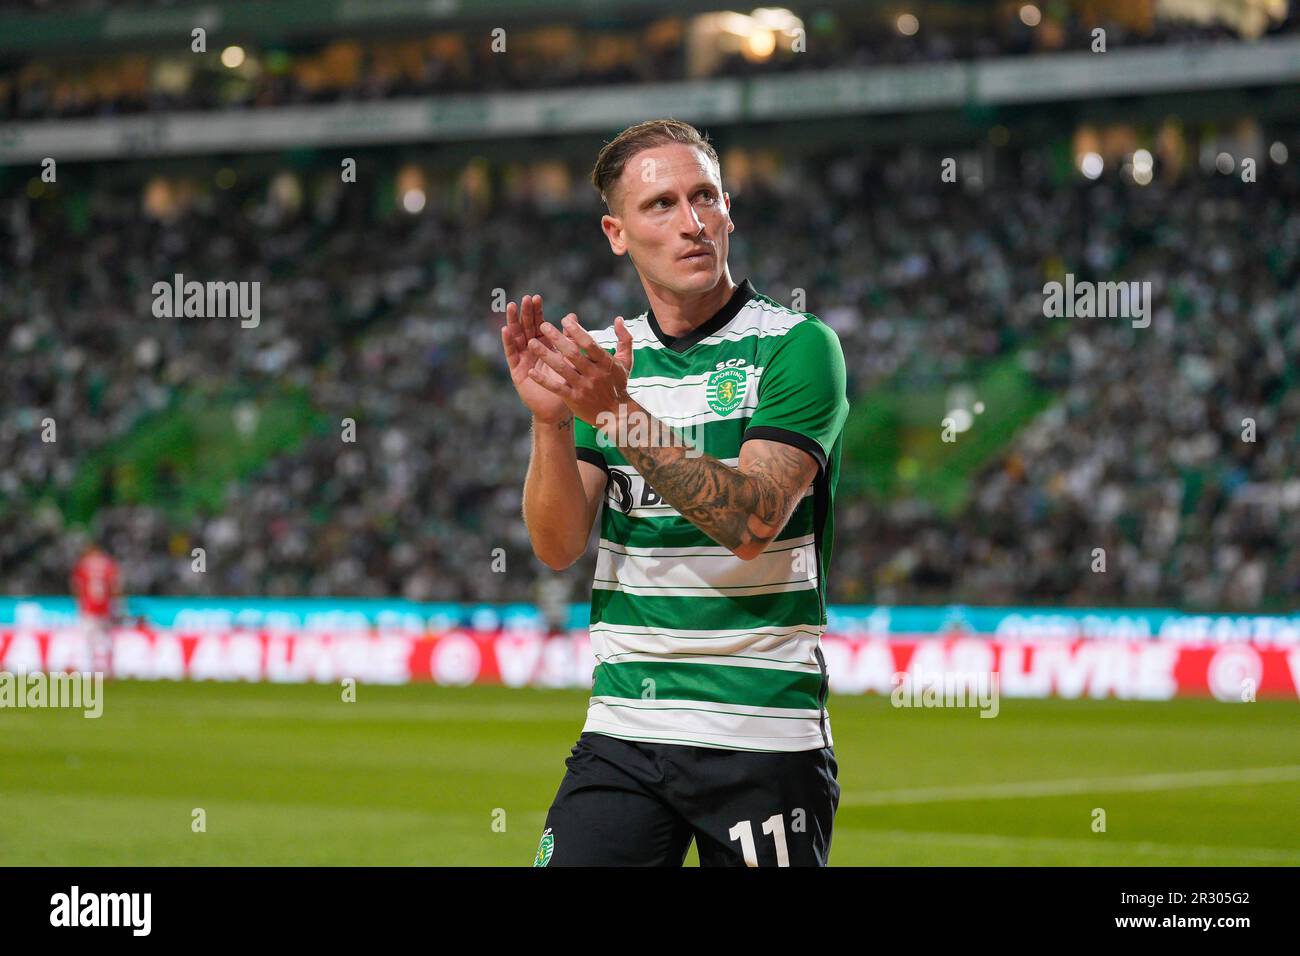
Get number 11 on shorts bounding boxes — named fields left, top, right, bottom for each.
left=728, top=813, right=790, bottom=867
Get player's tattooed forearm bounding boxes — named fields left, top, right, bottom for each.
left=619, top=441, right=808, bottom=554
left=535, top=414, right=574, bottom=432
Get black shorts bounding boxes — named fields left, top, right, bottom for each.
left=535, top=732, right=839, bottom=867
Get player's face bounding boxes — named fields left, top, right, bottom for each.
left=603, top=143, right=733, bottom=295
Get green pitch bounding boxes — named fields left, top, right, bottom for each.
left=2, top=680, right=1297, bottom=865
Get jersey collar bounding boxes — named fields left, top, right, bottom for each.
left=645, top=278, right=756, bottom=353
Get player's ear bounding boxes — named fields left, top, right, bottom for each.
left=601, top=213, right=627, bottom=256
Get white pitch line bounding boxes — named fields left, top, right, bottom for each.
left=840, top=829, right=1300, bottom=864
left=841, top=765, right=1300, bottom=806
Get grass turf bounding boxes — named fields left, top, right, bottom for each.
left=2, top=680, right=1296, bottom=865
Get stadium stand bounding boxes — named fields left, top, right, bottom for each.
left=3, top=142, right=1296, bottom=608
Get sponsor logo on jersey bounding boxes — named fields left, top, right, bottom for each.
left=608, top=469, right=635, bottom=513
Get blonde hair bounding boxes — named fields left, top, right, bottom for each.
left=590, top=118, right=721, bottom=213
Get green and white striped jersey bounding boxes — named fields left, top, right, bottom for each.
left=573, top=279, right=850, bottom=752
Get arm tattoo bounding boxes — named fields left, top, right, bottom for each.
left=535, top=414, right=574, bottom=433
left=615, top=413, right=813, bottom=554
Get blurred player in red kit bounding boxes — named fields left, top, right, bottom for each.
left=71, top=543, right=122, bottom=673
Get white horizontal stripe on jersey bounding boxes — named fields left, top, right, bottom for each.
left=587, top=304, right=808, bottom=353
left=584, top=698, right=832, bottom=752
left=591, top=578, right=818, bottom=598
left=693, top=317, right=808, bottom=348
left=588, top=622, right=825, bottom=666
left=594, top=534, right=818, bottom=597
left=590, top=694, right=823, bottom=720
left=616, top=368, right=766, bottom=427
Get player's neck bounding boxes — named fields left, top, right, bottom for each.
left=644, top=270, right=738, bottom=339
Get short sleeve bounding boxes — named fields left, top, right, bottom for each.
left=574, top=416, right=608, bottom=473
left=743, top=318, right=849, bottom=473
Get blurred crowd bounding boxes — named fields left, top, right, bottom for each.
left=847, top=171, right=1300, bottom=608
left=2, top=7, right=1297, bottom=121
left=1, top=141, right=1297, bottom=610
